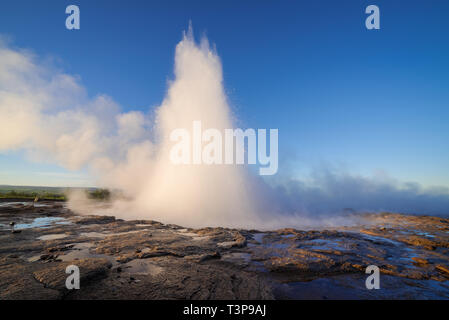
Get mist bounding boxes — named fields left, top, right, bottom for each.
left=270, top=169, right=449, bottom=218
left=1, top=28, right=448, bottom=229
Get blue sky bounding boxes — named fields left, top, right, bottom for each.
left=0, top=0, right=448, bottom=188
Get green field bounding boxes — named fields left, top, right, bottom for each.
left=0, top=185, right=110, bottom=201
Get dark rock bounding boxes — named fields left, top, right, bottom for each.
left=1, top=201, right=449, bottom=299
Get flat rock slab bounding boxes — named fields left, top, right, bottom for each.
left=0, top=257, right=60, bottom=300
left=33, top=258, right=112, bottom=291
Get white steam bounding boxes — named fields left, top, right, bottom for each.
left=0, top=28, right=270, bottom=228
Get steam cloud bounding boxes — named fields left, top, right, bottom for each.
left=1, top=28, right=448, bottom=229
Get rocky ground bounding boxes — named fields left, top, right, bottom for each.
left=0, top=201, right=448, bottom=300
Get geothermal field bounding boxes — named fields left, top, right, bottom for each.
left=1, top=2, right=448, bottom=305
left=1, top=200, right=448, bottom=299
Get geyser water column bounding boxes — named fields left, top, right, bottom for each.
left=127, top=26, right=259, bottom=228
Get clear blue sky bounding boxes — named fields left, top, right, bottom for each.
left=0, top=0, right=448, bottom=188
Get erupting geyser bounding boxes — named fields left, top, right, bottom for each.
left=98, top=25, right=261, bottom=228
left=0, top=24, right=274, bottom=229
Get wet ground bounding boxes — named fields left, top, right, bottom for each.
left=0, top=201, right=448, bottom=299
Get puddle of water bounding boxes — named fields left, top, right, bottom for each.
left=0, top=201, right=30, bottom=207
left=253, top=233, right=267, bottom=244
left=278, top=275, right=368, bottom=300
left=80, top=224, right=104, bottom=229
left=58, top=242, right=117, bottom=266
left=80, top=232, right=108, bottom=238
left=277, top=275, right=449, bottom=299
left=359, top=233, right=401, bottom=246
left=112, top=229, right=150, bottom=236
left=37, top=234, right=68, bottom=241
left=7, top=217, right=71, bottom=230
left=80, top=229, right=151, bottom=239
left=218, top=241, right=240, bottom=247
left=267, top=243, right=290, bottom=249
left=222, top=251, right=268, bottom=273
left=176, top=231, right=209, bottom=241
left=180, top=232, right=197, bottom=237
left=303, top=239, right=348, bottom=252
left=221, top=252, right=252, bottom=264
left=415, top=232, right=435, bottom=238
left=249, top=233, right=293, bottom=251
left=33, top=203, right=53, bottom=208
left=59, top=243, right=94, bottom=261
left=251, top=260, right=268, bottom=272
left=124, top=259, right=164, bottom=276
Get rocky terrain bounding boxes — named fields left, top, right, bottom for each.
left=0, top=201, right=448, bottom=299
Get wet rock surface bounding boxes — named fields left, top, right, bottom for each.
left=0, top=202, right=448, bottom=299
